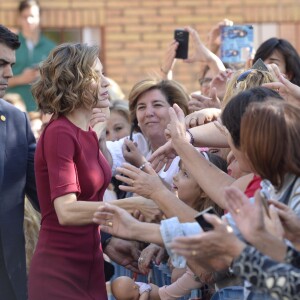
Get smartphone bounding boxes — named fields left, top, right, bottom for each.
left=126, top=121, right=136, bottom=152
left=129, top=121, right=136, bottom=141
left=174, top=29, right=189, bottom=59
left=220, top=25, right=254, bottom=66
left=195, top=206, right=219, bottom=232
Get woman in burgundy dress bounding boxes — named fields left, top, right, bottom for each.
left=28, top=43, right=111, bottom=299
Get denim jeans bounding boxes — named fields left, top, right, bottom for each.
left=211, top=286, right=244, bottom=300
left=247, top=291, right=275, bottom=300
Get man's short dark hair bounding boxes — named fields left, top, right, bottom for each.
left=0, top=25, right=21, bottom=50
left=18, top=0, right=40, bottom=13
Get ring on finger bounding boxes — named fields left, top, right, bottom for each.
left=191, top=250, right=197, bottom=256
left=138, top=257, right=144, bottom=263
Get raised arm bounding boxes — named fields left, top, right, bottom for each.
left=150, top=109, right=228, bottom=173
left=93, top=203, right=164, bottom=246
left=162, top=104, right=245, bottom=208
left=115, top=162, right=198, bottom=222
left=184, top=26, right=226, bottom=75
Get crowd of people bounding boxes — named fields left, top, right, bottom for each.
left=1, top=1, right=300, bottom=300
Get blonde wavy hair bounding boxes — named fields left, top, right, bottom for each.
left=222, top=69, right=276, bottom=109
left=32, top=43, right=100, bottom=116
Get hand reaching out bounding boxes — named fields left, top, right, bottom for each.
left=210, top=69, right=233, bottom=100
left=184, top=27, right=216, bottom=64
left=115, top=162, right=166, bottom=200
left=138, top=243, right=166, bottom=274
left=263, top=64, right=300, bottom=105
left=167, top=104, right=187, bottom=145
left=90, top=107, right=108, bottom=127
left=150, top=104, right=187, bottom=172
left=185, top=107, right=221, bottom=128
left=90, top=107, right=109, bottom=139
left=188, top=87, right=221, bottom=113
left=149, top=140, right=177, bottom=172
left=122, top=139, right=147, bottom=168
left=160, top=40, right=178, bottom=77
left=94, top=203, right=140, bottom=240
left=224, top=187, right=284, bottom=244
left=170, top=214, right=245, bottom=272
left=184, top=26, right=225, bottom=73
left=207, top=19, right=234, bottom=52
left=104, top=237, right=141, bottom=273
left=268, top=200, right=300, bottom=249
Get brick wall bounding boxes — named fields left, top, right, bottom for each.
left=1, top=0, right=300, bottom=96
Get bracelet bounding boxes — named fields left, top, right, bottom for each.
left=139, top=161, right=150, bottom=171
left=160, top=66, right=168, bottom=75
left=186, top=129, right=195, bottom=145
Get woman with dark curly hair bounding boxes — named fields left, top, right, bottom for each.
left=28, top=43, right=112, bottom=299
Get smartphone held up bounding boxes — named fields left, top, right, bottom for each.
left=195, top=206, right=219, bottom=232
left=174, top=29, right=189, bottom=59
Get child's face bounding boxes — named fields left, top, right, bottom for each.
left=106, top=111, right=131, bottom=141
left=172, top=162, right=202, bottom=207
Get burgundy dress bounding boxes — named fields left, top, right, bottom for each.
left=28, top=116, right=111, bottom=300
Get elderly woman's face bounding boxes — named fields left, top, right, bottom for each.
left=136, top=89, right=171, bottom=144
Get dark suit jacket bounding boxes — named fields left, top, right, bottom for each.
left=0, top=99, right=39, bottom=300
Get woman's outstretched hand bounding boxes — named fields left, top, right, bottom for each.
left=167, top=103, right=189, bottom=149
left=149, top=140, right=177, bottom=172
left=224, top=187, right=284, bottom=243
left=94, top=203, right=139, bottom=240
left=263, top=64, right=300, bottom=105
left=160, top=40, right=178, bottom=78
left=150, top=104, right=188, bottom=172
left=122, top=139, right=146, bottom=168
left=115, top=162, right=164, bottom=200
left=170, top=214, right=245, bottom=272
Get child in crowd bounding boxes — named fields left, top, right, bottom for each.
left=110, top=152, right=225, bottom=300
left=111, top=276, right=157, bottom=300
left=104, top=99, right=131, bottom=201
left=106, top=100, right=131, bottom=142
